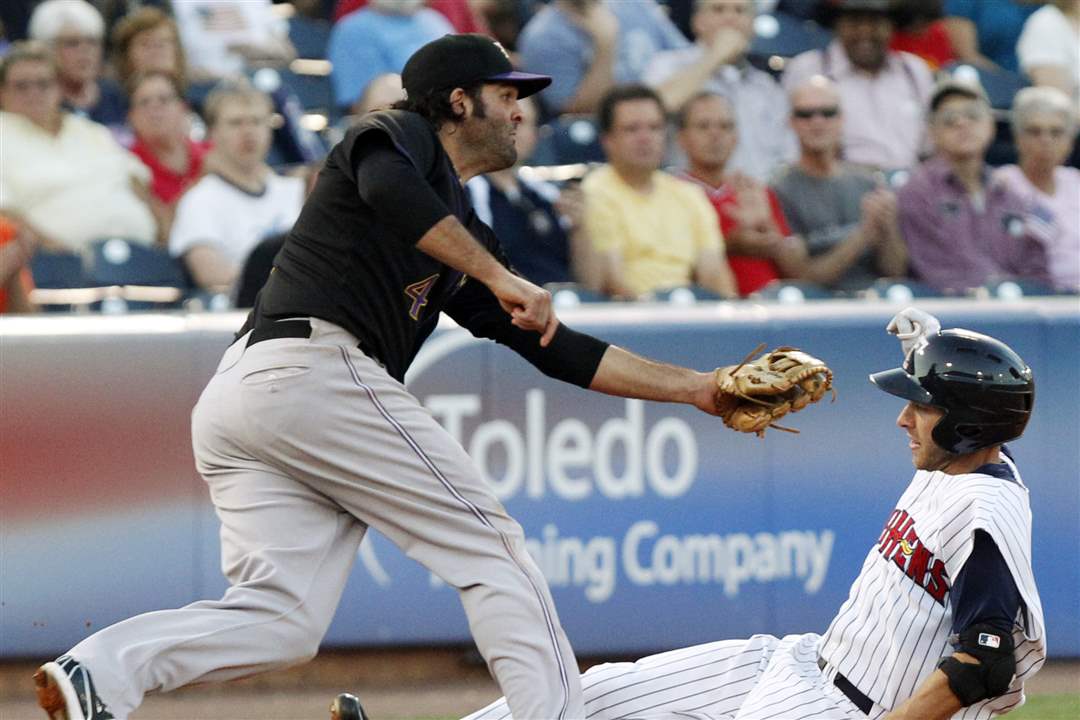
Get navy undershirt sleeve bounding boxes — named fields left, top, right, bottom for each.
left=443, top=279, right=609, bottom=388
left=950, top=530, right=1023, bottom=635
left=353, top=137, right=451, bottom=244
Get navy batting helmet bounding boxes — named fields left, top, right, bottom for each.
left=869, top=329, right=1034, bottom=454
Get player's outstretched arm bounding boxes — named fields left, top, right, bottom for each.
left=416, top=215, right=559, bottom=345
left=588, top=345, right=720, bottom=415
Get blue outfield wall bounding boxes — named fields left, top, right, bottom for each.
left=1, top=299, right=1077, bottom=659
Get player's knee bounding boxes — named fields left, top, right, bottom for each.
left=938, top=624, right=1016, bottom=705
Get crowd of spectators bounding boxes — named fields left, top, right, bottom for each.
left=0, top=0, right=1077, bottom=316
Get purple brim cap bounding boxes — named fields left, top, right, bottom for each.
left=485, top=70, right=552, bottom=99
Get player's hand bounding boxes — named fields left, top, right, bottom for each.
left=887, top=307, right=941, bottom=357
left=490, top=272, right=560, bottom=347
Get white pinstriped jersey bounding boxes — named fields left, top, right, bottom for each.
left=463, top=456, right=1046, bottom=720
left=820, top=453, right=1046, bottom=718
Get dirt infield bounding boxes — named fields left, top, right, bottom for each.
left=2, top=648, right=1077, bottom=719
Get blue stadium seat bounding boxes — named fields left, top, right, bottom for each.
left=288, top=15, right=331, bottom=60
left=749, top=10, right=831, bottom=62
left=980, top=278, right=1059, bottom=299
left=85, top=238, right=188, bottom=288
left=278, top=66, right=332, bottom=113
left=29, top=251, right=88, bottom=289
left=544, top=282, right=609, bottom=305
left=751, top=280, right=834, bottom=302
left=866, top=277, right=942, bottom=301
left=530, top=116, right=605, bottom=166
left=942, top=63, right=1028, bottom=110
left=654, top=286, right=725, bottom=303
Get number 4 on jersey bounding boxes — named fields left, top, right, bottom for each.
left=405, top=274, right=440, bottom=320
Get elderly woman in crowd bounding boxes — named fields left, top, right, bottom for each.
left=127, top=69, right=211, bottom=240
left=996, top=86, right=1080, bottom=293
left=111, top=6, right=189, bottom=99
left=28, top=0, right=127, bottom=131
left=0, top=42, right=157, bottom=252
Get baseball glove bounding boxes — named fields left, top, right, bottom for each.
left=714, top=344, right=834, bottom=437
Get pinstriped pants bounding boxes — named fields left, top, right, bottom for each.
left=70, top=318, right=584, bottom=720
left=466, top=633, right=872, bottom=720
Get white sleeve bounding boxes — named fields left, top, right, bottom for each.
left=169, top=186, right=220, bottom=258
left=1017, top=9, right=1071, bottom=71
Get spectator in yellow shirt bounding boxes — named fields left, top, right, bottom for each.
left=583, top=84, right=736, bottom=299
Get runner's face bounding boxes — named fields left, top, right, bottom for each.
left=897, top=402, right=952, bottom=471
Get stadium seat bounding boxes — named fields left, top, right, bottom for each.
left=751, top=280, right=833, bottom=302
left=979, top=278, right=1059, bottom=299
left=748, top=10, right=831, bottom=63
left=288, top=15, right=331, bottom=60
left=864, top=277, right=942, bottom=301
left=942, top=63, right=1028, bottom=110
left=29, top=250, right=88, bottom=289
left=544, top=282, right=609, bottom=306
left=278, top=66, right=332, bottom=113
left=531, top=116, right=606, bottom=166
left=653, top=286, right=725, bottom=303
left=85, top=238, right=188, bottom=288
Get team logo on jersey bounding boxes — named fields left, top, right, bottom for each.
left=877, top=508, right=949, bottom=604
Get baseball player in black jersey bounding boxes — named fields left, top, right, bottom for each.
left=34, top=34, right=743, bottom=720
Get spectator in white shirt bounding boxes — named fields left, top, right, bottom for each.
left=1016, top=0, right=1080, bottom=106
left=169, top=79, right=305, bottom=294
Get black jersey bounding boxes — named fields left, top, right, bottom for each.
left=242, top=109, right=608, bottom=386
left=246, top=110, right=507, bottom=381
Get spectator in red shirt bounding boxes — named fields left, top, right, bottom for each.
left=127, top=69, right=209, bottom=238
left=890, top=0, right=956, bottom=70
left=673, top=91, right=805, bottom=296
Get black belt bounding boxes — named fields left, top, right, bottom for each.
left=818, top=657, right=873, bottom=715
left=245, top=318, right=311, bottom=348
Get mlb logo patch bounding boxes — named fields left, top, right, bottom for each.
left=979, top=633, right=1002, bottom=649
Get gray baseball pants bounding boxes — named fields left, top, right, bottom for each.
left=70, top=317, right=584, bottom=719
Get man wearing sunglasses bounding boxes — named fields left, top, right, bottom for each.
left=783, top=0, right=934, bottom=173
left=770, top=76, right=907, bottom=293
left=897, top=81, right=1052, bottom=294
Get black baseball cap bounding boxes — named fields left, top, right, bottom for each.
left=402, top=34, right=552, bottom=100
left=815, top=0, right=901, bottom=27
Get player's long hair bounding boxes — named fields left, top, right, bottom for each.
left=392, top=83, right=485, bottom=131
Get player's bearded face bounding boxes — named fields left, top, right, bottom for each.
left=897, top=402, right=953, bottom=471
left=462, top=84, right=521, bottom=171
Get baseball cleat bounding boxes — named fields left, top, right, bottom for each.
left=329, top=692, right=368, bottom=720
left=34, top=655, right=114, bottom=720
